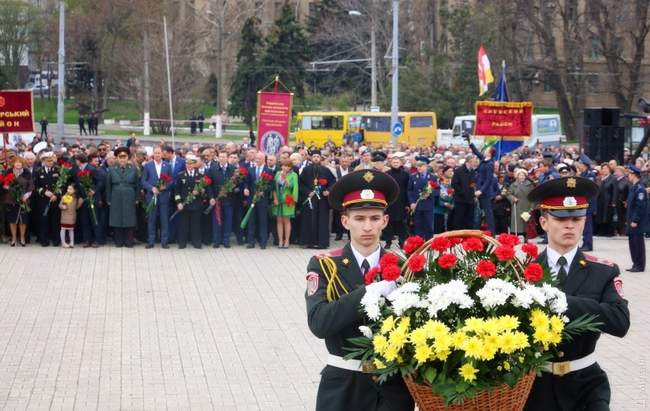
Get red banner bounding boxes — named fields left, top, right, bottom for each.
left=0, top=90, right=34, bottom=133
left=256, top=91, right=293, bottom=155
left=474, top=101, right=533, bottom=137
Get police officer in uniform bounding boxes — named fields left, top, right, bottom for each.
left=577, top=154, right=597, bottom=251
left=625, top=165, right=647, bottom=272
left=305, top=169, right=414, bottom=411
left=524, top=176, right=630, bottom=411
left=407, top=158, right=437, bottom=239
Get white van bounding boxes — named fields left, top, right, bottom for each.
left=451, top=114, right=564, bottom=148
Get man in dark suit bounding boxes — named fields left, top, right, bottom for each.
left=468, top=140, right=498, bottom=235
left=208, top=151, right=236, bottom=248
left=174, top=154, right=205, bottom=249
left=384, top=155, right=409, bottom=247
left=407, top=159, right=436, bottom=240
left=244, top=152, right=274, bottom=249
left=525, top=176, right=630, bottom=411
left=229, top=152, right=247, bottom=245
left=163, top=145, right=186, bottom=243
left=450, top=155, right=478, bottom=230
left=142, top=146, right=174, bottom=248
left=33, top=152, right=61, bottom=246
left=625, top=165, right=647, bottom=272
left=73, top=153, right=106, bottom=247
left=305, top=169, right=413, bottom=411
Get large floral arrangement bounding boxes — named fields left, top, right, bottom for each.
left=347, top=230, right=599, bottom=406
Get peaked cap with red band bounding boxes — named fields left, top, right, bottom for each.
left=328, top=169, right=399, bottom=211
left=527, top=176, right=599, bottom=217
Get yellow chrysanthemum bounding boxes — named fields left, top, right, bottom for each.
left=409, top=327, right=428, bottom=346
left=397, top=316, right=411, bottom=331
left=433, top=333, right=453, bottom=353
left=483, top=318, right=501, bottom=335
left=550, top=315, right=565, bottom=334
left=381, top=316, right=396, bottom=335
left=373, top=335, right=388, bottom=354
left=498, top=315, right=520, bottom=331
left=459, top=362, right=478, bottom=382
left=389, top=328, right=409, bottom=350
left=462, top=336, right=483, bottom=360
left=512, top=332, right=530, bottom=350
left=435, top=348, right=451, bottom=361
left=451, top=331, right=468, bottom=349
left=530, top=309, right=549, bottom=330
left=374, top=358, right=386, bottom=369
left=463, top=317, right=485, bottom=334
left=423, top=320, right=449, bottom=338
left=383, top=345, right=399, bottom=362
left=414, top=344, right=433, bottom=364
left=479, top=341, right=498, bottom=361
left=498, top=332, right=518, bottom=354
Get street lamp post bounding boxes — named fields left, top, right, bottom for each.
left=348, top=10, right=377, bottom=109
left=56, top=0, right=65, bottom=143
left=390, top=0, right=399, bottom=147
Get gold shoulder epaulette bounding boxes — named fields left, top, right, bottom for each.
left=318, top=256, right=349, bottom=302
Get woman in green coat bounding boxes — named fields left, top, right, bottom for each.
left=272, top=159, right=299, bottom=248
left=106, top=147, right=140, bottom=247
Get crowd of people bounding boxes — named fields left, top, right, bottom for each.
left=0, top=133, right=645, bottom=264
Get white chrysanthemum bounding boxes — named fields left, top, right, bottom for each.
left=361, top=291, right=383, bottom=320
left=387, top=283, right=423, bottom=316
left=358, top=325, right=373, bottom=339
left=425, top=280, right=474, bottom=318
left=540, top=284, right=568, bottom=314
left=512, top=284, right=545, bottom=308
left=476, top=278, right=517, bottom=309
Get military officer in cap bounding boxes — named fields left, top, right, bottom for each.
left=625, top=165, right=647, bottom=272
left=407, top=158, right=437, bottom=239
left=577, top=154, right=597, bottom=251
left=174, top=154, right=206, bottom=249
left=524, top=176, right=630, bottom=411
left=34, top=151, right=61, bottom=246
left=305, top=169, right=414, bottom=411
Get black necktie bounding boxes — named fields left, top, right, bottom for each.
left=361, top=259, right=370, bottom=275
left=557, top=256, right=568, bottom=287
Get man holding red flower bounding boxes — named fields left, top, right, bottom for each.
left=299, top=149, right=335, bottom=249
left=407, top=158, right=437, bottom=240
left=142, top=146, right=174, bottom=248
left=244, top=152, right=275, bottom=249
left=174, top=154, right=208, bottom=249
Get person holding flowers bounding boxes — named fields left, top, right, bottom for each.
left=33, top=151, right=61, bottom=246
left=59, top=184, right=82, bottom=248
left=174, top=154, right=208, bottom=249
left=106, top=147, right=140, bottom=248
left=299, top=149, right=335, bottom=249
left=141, top=146, right=174, bottom=249
left=3, top=156, right=34, bottom=247
left=243, top=152, right=274, bottom=249
left=207, top=151, right=241, bottom=249
left=407, top=157, right=438, bottom=240
left=272, top=159, right=298, bottom=249
left=73, top=152, right=105, bottom=248
left=523, top=176, right=630, bottom=411
left=304, top=169, right=414, bottom=411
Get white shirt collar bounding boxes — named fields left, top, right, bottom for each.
left=350, top=244, right=381, bottom=271
left=546, top=245, right=578, bottom=277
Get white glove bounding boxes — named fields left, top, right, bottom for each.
left=365, top=280, right=397, bottom=297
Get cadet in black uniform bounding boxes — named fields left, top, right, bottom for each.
left=305, top=169, right=414, bottom=411
left=625, top=165, right=648, bottom=272
left=174, top=154, right=206, bottom=249
left=525, top=176, right=630, bottom=411
left=33, top=152, right=61, bottom=246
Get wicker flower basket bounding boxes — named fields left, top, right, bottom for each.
left=400, top=230, right=535, bottom=410
left=403, top=372, right=535, bottom=411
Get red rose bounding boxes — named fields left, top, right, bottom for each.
left=523, top=263, right=544, bottom=282
left=318, top=178, right=328, bottom=186
left=521, top=242, right=539, bottom=259
left=403, top=235, right=425, bottom=254
left=429, top=180, right=439, bottom=190
left=285, top=194, right=295, bottom=206
left=430, top=236, right=452, bottom=252
left=76, top=169, right=90, bottom=178
left=261, top=172, right=273, bottom=181
left=497, top=233, right=520, bottom=247
left=462, top=237, right=484, bottom=252
left=494, top=245, right=516, bottom=261
left=239, top=166, right=249, bottom=176
left=203, top=175, right=213, bottom=185
left=3, top=172, right=15, bottom=186
left=380, top=252, right=399, bottom=269
left=407, top=254, right=427, bottom=273
left=446, top=188, right=455, bottom=196
left=364, top=267, right=381, bottom=285
left=161, top=173, right=172, bottom=183
left=476, top=259, right=497, bottom=278
left=381, top=264, right=401, bottom=281
left=437, top=253, right=457, bottom=269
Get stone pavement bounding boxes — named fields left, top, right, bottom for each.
left=0, top=236, right=645, bottom=410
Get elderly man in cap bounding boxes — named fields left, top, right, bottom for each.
left=299, top=149, right=335, bottom=249
left=33, top=151, right=62, bottom=246
left=305, top=169, right=414, bottom=411
left=174, top=153, right=206, bottom=249
left=524, top=176, right=630, bottom=411
left=625, top=165, right=647, bottom=272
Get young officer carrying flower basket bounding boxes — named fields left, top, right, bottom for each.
left=342, top=176, right=626, bottom=410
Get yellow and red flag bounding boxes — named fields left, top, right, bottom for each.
left=477, top=46, right=494, bottom=96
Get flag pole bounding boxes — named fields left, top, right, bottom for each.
left=163, top=16, right=175, bottom=148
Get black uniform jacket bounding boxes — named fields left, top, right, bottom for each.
left=524, top=250, right=630, bottom=411
left=305, top=243, right=414, bottom=411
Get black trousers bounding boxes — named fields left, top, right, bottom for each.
left=629, top=234, right=646, bottom=270
left=113, top=227, right=134, bottom=247
left=382, top=219, right=408, bottom=246
left=38, top=202, right=60, bottom=245
left=178, top=209, right=202, bottom=248
left=451, top=202, right=475, bottom=230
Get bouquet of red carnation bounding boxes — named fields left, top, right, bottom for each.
left=240, top=171, right=273, bottom=229
left=411, top=177, right=439, bottom=214
left=77, top=169, right=98, bottom=225
left=171, top=174, right=212, bottom=220
left=53, top=162, right=73, bottom=195
left=145, top=173, right=173, bottom=215
left=213, top=166, right=249, bottom=223
left=3, top=172, right=31, bottom=219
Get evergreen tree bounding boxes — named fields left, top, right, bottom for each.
left=261, top=2, right=311, bottom=98
left=229, top=17, right=264, bottom=131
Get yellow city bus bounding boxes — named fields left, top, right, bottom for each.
left=360, top=112, right=437, bottom=146
left=294, top=111, right=362, bottom=147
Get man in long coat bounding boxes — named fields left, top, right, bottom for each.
left=299, top=149, right=334, bottom=249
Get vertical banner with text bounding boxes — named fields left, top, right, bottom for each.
left=256, top=91, right=293, bottom=155
left=0, top=90, right=34, bottom=133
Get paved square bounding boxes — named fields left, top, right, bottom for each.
left=0, top=237, right=644, bottom=410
